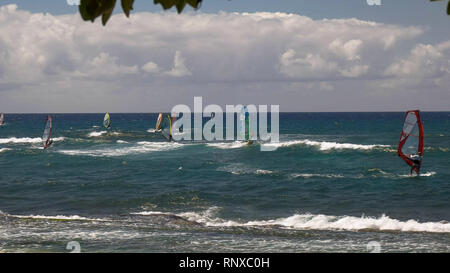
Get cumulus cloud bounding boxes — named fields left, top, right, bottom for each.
left=164, top=51, right=192, bottom=77
left=329, top=39, right=363, bottom=61
left=385, top=43, right=449, bottom=78
left=0, top=4, right=448, bottom=112
left=142, top=61, right=159, bottom=74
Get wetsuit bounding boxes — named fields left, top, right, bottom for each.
left=410, top=159, right=421, bottom=175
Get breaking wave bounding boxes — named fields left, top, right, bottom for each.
left=290, top=173, right=345, bottom=179
left=207, top=141, right=249, bottom=149
left=58, top=141, right=183, bottom=157
left=87, top=131, right=107, bottom=137
left=0, top=137, right=65, bottom=144
left=0, top=211, right=106, bottom=222
left=261, top=139, right=390, bottom=151
left=133, top=207, right=450, bottom=234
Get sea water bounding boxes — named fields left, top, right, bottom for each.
left=0, top=112, right=449, bottom=252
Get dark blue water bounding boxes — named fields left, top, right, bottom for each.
left=0, top=113, right=449, bottom=252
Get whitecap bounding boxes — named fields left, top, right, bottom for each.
left=58, top=141, right=182, bottom=157
left=262, top=139, right=390, bottom=151
left=133, top=207, right=450, bottom=234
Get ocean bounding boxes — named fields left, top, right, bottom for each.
left=0, top=112, right=449, bottom=253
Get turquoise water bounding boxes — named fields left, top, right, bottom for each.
left=0, top=112, right=449, bottom=252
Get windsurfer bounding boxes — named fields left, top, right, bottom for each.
left=409, top=155, right=422, bottom=175
left=46, top=140, right=53, bottom=149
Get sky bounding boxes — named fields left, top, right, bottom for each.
left=0, top=0, right=449, bottom=112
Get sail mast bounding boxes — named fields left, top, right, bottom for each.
left=397, top=110, right=424, bottom=174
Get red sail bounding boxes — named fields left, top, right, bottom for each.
left=397, top=110, right=424, bottom=174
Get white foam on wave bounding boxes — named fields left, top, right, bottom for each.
left=217, top=164, right=275, bottom=176
left=0, top=211, right=106, bottom=222
left=398, top=171, right=437, bottom=178
left=207, top=141, right=249, bottom=149
left=130, top=211, right=167, bottom=216
left=261, top=139, right=390, bottom=151
left=117, top=140, right=128, bottom=144
left=58, top=141, right=183, bottom=157
left=368, top=168, right=437, bottom=178
left=255, top=169, right=274, bottom=175
left=87, top=131, right=107, bottom=137
left=291, top=173, right=345, bottom=179
left=0, top=137, right=65, bottom=144
left=147, top=129, right=157, bottom=133
left=133, top=207, right=450, bottom=234
left=0, top=148, right=12, bottom=153
left=0, top=137, right=42, bottom=144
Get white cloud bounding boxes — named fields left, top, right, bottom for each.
left=0, top=4, right=448, bottom=112
left=329, top=39, right=363, bottom=61
left=87, top=52, right=138, bottom=76
left=340, top=65, right=369, bottom=78
left=164, top=51, right=191, bottom=77
left=142, top=61, right=160, bottom=74
left=385, top=43, right=447, bottom=78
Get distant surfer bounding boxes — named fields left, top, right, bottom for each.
left=45, top=139, right=53, bottom=149
left=103, top=112, right=111, bottom=129
left=160, top=114, right=175, bottom=142
left=397, top=110, right=424, bottom=176
left=42, top=115, right=53, bottom=149
left=240, top=105, right=253, bottom=145
left=409, top=155, right=422, bottom=176
left=155, top=113, right=163, bottom=132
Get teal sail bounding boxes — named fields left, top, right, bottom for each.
left=239, top=106, right=252, bottom=144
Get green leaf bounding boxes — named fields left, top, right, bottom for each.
left=187, top=0, right=202, bottom=10
left=79, top=0, right=116, bottom=24
left=448, top=1, right=450, bottom=15
left=103, top=0, right=116, bottom=25
left=121, top=0, right=134, bottom=17
left=176, top=0, right=187, bottom=14
left=154, top=0, right=202, bottom=12
left=79, top=1, right=90, bottom=21
left=154, top=0, right=175, bottom=10
left=80, top=0, right=202, bottom=26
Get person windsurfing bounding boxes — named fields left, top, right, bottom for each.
left=103, top=112, right=111, bottom=129
left=42, top=115, right=53, bottom=149
left=409, top=155, right=422, bottom=175
left=161, top=114, right=175, bottom=142
left=155, top=113, right=163, bottom=131
left=397, top=110, right=424, bottom=176
left=240, top=106, right=253, bottom=145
